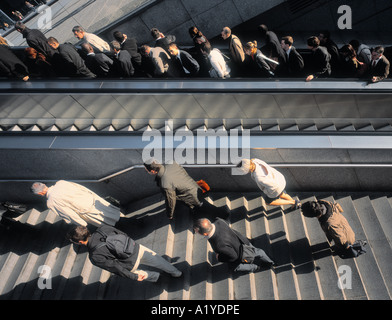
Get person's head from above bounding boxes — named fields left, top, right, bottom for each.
left=317, top=30, right=330, bottom=45
left=47, top=36, right=59, bottom=50
left=307, top=36, right=320, bottom=50
left=14, top=21, right=26, bottom=33
left=371, top=46, right=384, bottom=61
left=167, top=43, right=179, bottom=56
left=221, top=27, right=231, bottom=40
left=300, top=201, right=327, bottom=218
left=200, top=42, right=212, bottom=55
left=281, top=36, right=293, bottom=52
left=113, top=31, right=126, bottom=43
left=110, top=40, right=121, bottom=53
left=72, top=26, right=85, bottom=40
left=140, top=44, right=151, bottom=56
left=193, top=218, right=213, bottom=236
left=66, top=226, right=91, bottom=245
left=31, top=182, right=48, bottom=196
left=143, top=158, right=163, bottom=175
left=236, top=159, right=256, bottom=174
left=81, top=42, right=94, bottom=54
left=244, top=41, right=258, bottom=56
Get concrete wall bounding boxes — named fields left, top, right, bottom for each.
left=99, top=0, right=285, bottom=47
left=1, top=147, right=392, bottom=206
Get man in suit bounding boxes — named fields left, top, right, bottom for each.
left=47, top=37, right=96, bottom=78
left=368, top=46, right=390, bottom=83
left=110, top=40, right=135, bottom=77
left=167, top=43, right=200, bottom=77
left=150, top=27, right=176, bottom=51
left=258, top=24, right=286, bottom=69
left=194, top=218, right=275, bottom=272
left=15, top=22, right=57, bottom=60
left=140, top=44, right=172, bottom=77
left=67, top=225, right=182, bottom=282
left=113, top=31, right=142, bottom=68
left=318, top=31, right=340, bottom=75
left=280, top=36, right=304, bottom=77
left=305, top=36, right=331, bottom=82
left=81, top=42, right=114, bottom=77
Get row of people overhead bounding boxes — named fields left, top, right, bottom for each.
left=0, top=22, right=390, bottom=83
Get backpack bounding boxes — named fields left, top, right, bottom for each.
left=92, top=229, right=136, bottom=259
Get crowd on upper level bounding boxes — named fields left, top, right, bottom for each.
left=0, top=22, right=390, bottom=83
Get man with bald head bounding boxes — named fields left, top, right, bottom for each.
left=194, top=218, right=275, bottom=272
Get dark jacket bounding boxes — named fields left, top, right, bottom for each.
left=113, top=50, right=134, bottom=77
left=22, top=27, right=57, bottom=59
left=121, top=37, right=141, bottom=66
left=85, top=52, right=114, bottom=77
left=155, top=35, right=176, bottom=51
left=208, top=218, right=250, bottom=264
left=155, top=162, right=201, bottom=218
left=58, top=43, right=96, bottom=78
left=171, top=50, right=200, bottom=77
left=0, top=45, right=29, bottom=79
left=87, top=225, right=140, bottom=280
left=246, top=49, right=272, bottom=77
left=283, top=46, right=304, bottom=77
left=368, top=55, right=390, bottom=82
left=307, top=46, right=331, bottom=78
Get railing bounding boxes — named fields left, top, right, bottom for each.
left=2, top=163, right=392, bottom=184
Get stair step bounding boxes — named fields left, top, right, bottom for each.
left=299, top=195, right=345, bottom=300
left=336, top=196, right=389, bottom=300
left=353, top=197, right=392, bottom=298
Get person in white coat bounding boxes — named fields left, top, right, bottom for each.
left=200, top=42, right=231, bottom=79
left=31, top=180, right=121, bottom=227
left=237, top=159, right=300, bottom=209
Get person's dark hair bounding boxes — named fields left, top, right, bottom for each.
left=188, top=26, right=200, bottom=39
left=281, top=36, right=293, bottom=46
left=373, top=46, right=384, bottom=55
left=193, top=218, right=213, bottom=234
left=319, top=30, right=330, bottom=39
left=113, top=31, right=125, bottom=42
left=150, top=28, right=160, bottom=39
left=139, top=44, right=150, bottom=55
left=340, top=44, right=356, bottom=59
left=301, top=201, right=324, bottom=218
left=307, top=36, right=320, bottom=48
left=72, top=26, right=84, bottom=33
left=81, top=42, right=94, bottom=53
left=201, top=41, right=212, bottom=54
left=349, top=39, right=360, bottom=51
left=257, top=24, right=268, bottom=36
left=14, top=21, right=26, bottom=31
left=66, top=226, right=91, bottom=243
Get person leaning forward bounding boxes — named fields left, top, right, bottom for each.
left=31, top=180, right=121, bottom=227
left=67, top=225, right=182, bottom=282
left=194, top=218, right=275, bottom=273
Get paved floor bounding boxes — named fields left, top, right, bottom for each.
left=4, top=0, right=150, bottom=46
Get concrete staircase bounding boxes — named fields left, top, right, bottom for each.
left=0, top=191, right=391, bottom=300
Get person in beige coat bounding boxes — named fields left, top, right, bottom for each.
left=301, top=199, right=366, bottom=258
left=31, top=180, right=121, bottom=227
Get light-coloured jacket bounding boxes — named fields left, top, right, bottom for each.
left=208, top=49, right=231, bottom=78
left=46, top=180, right=120, bottom=227
left=229, top=34, right=245, bottom=64
left=84, top=32, right=111, bottom=53
left=251, top=158, right=286, bottom=198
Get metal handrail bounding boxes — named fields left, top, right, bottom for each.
left=2, top=163, right=392, bottom=183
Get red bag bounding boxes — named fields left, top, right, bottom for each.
left=197, top=180, right=210, bottom=193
